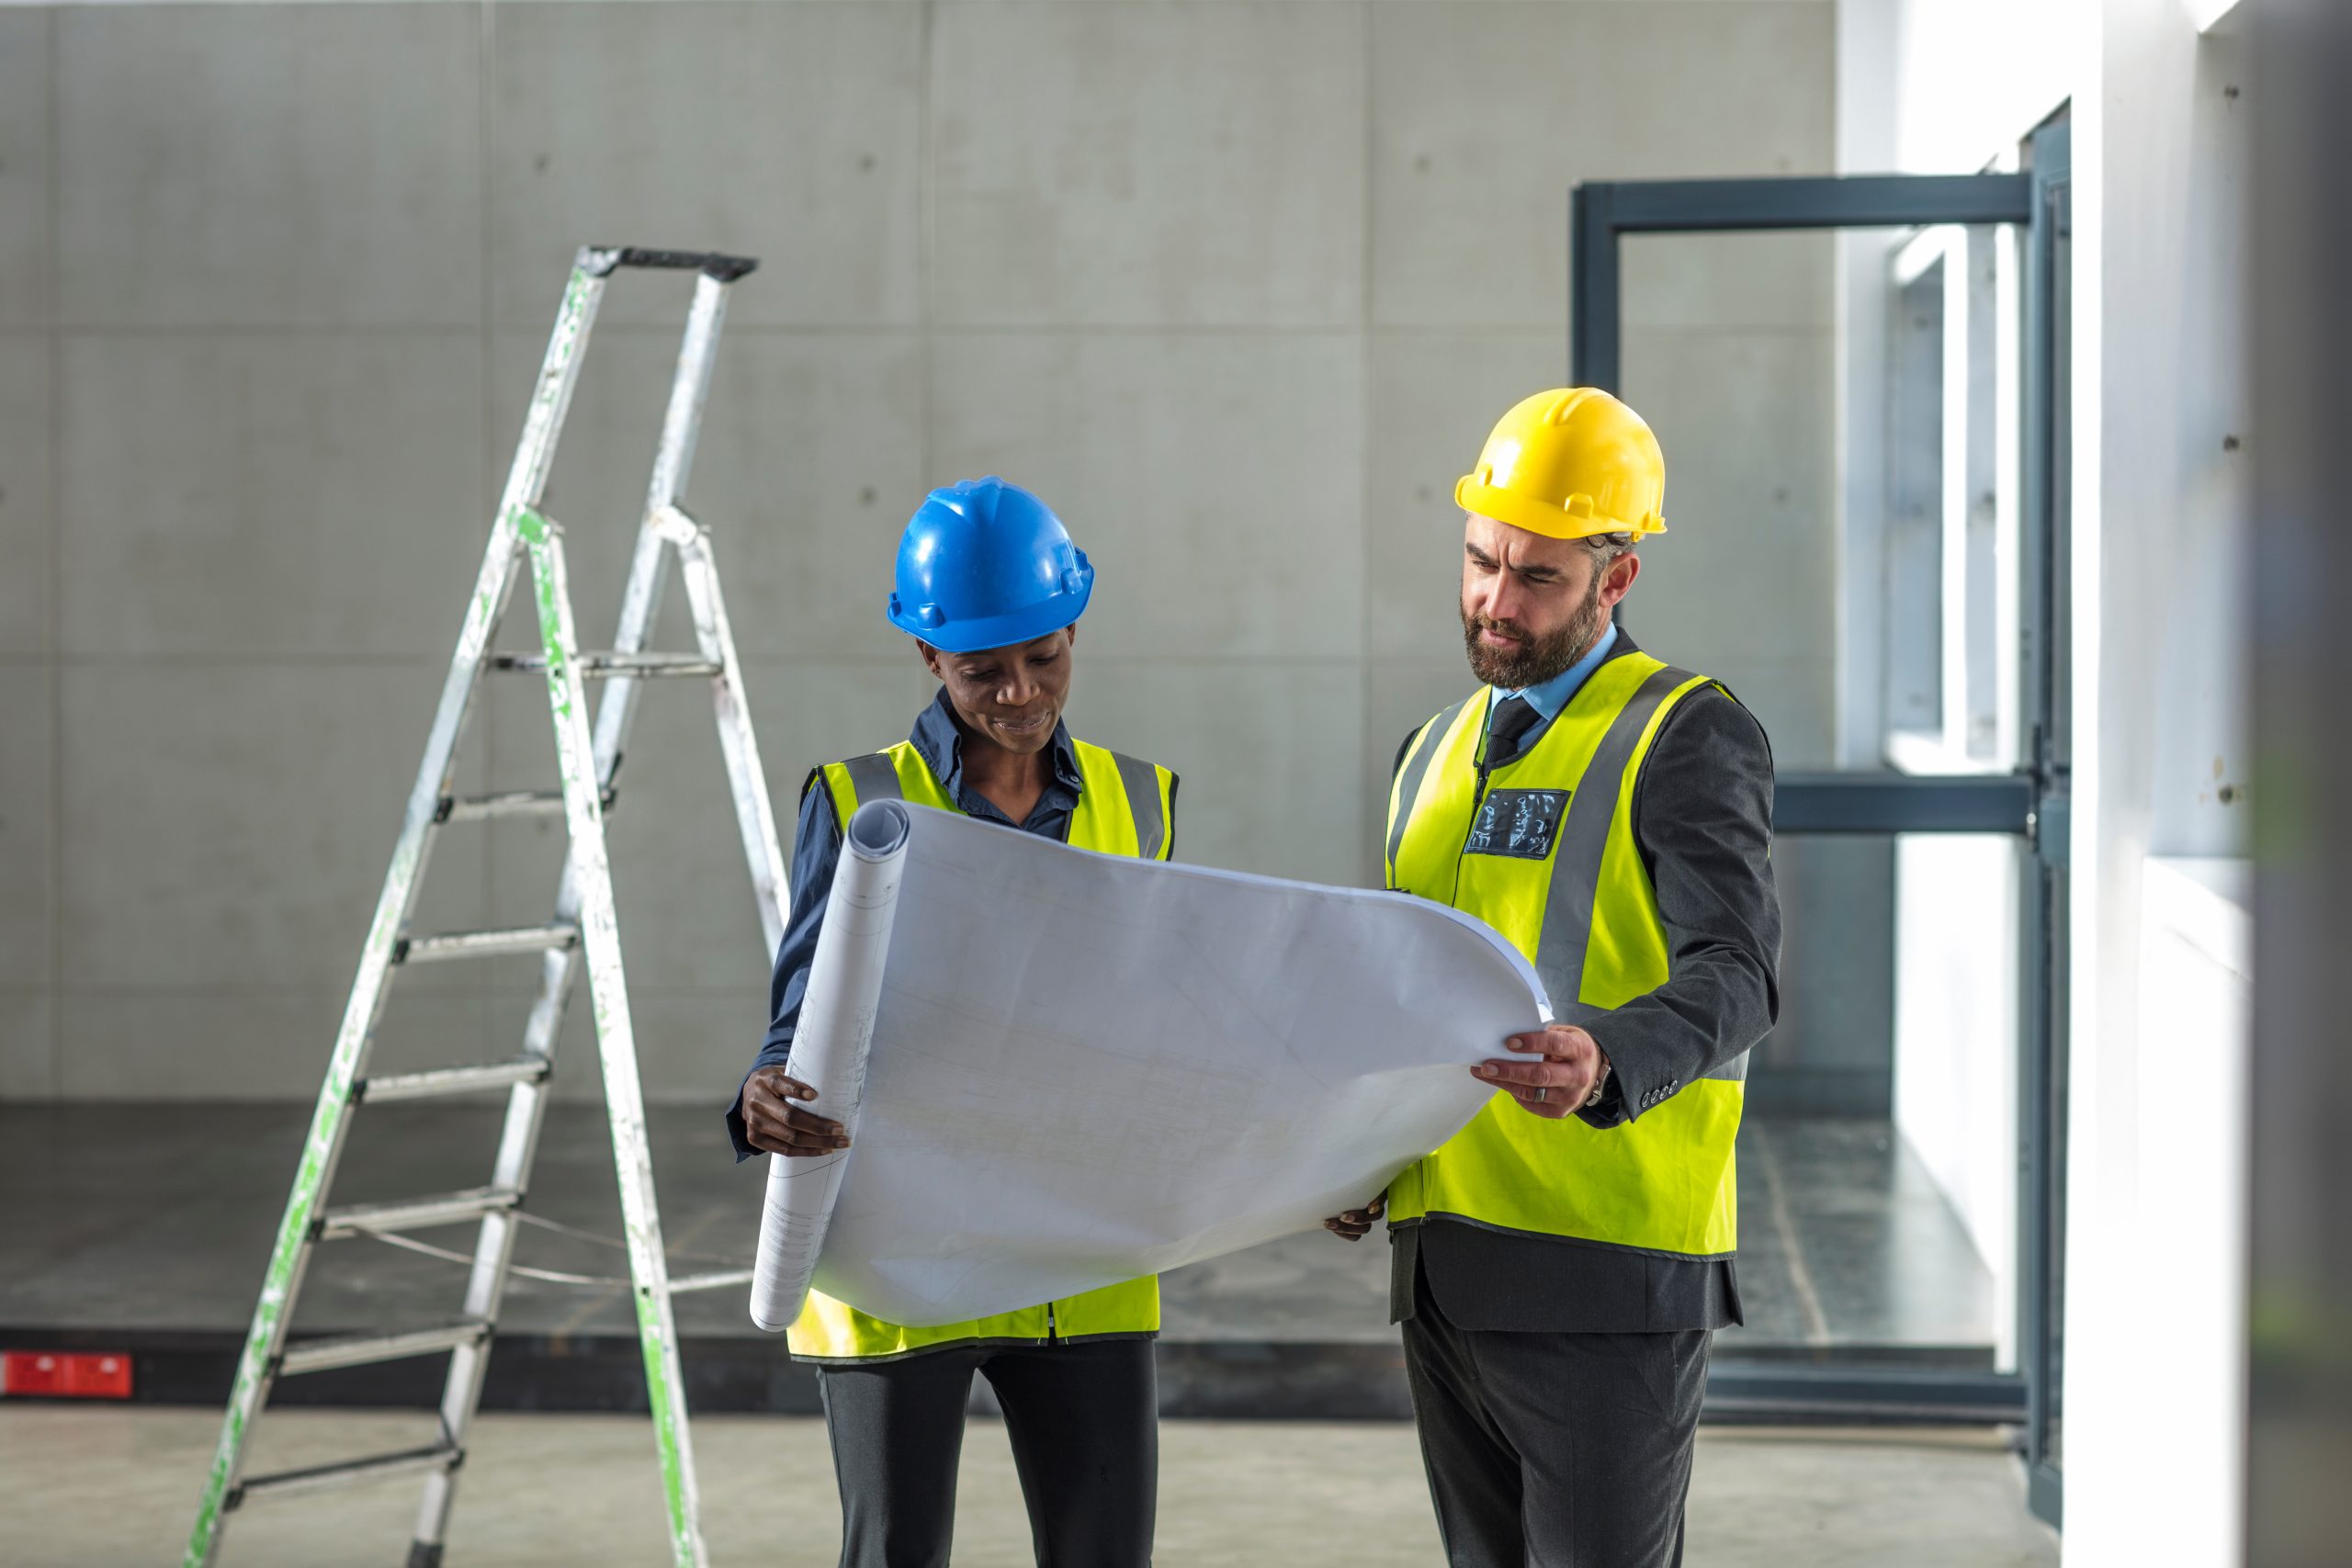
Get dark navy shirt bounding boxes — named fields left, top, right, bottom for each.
left=724, top=688, right=1174, bottom=1160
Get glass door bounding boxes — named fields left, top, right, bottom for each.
left=1567, top=142, right=2070, bottom=1512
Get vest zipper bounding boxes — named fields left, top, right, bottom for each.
left=1451, top=744, right=1499, bottom=908
left=1046, top=1302, right=1060, bottom=1346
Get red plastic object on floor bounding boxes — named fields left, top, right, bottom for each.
left=1, top=1349, right=133, bottom=1398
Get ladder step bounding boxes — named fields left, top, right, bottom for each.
left=667, top=1268, right=754, bottom=1295
left=492, top=651, right=720, bottom=679
left=319, top=1186, right=523, bottom=1239
left=358, top=1056, right=551, bottom=1104
left=278, top=1318, right=492, bottom=1377
left=394, top=924, right=578, bottom=964
left=230, top=1442, right=461, bottom=1509
left=435, top=787, right=610, bottom=824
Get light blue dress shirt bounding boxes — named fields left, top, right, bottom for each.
left=1491, top=622, right=1619, bottom=734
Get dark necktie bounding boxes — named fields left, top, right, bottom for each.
left=1487, top=695, right=1543, bottom=761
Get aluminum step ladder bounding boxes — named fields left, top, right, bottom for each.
left=184, top=246, right=791, bottom=1568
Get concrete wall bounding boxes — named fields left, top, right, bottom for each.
left=2066, top=6, right=2252, bottom=1565
left=2119, top=858, right=2249, bottom=1568
left=1845, top=0, right=2257, bottom=1559
left=0, top=0, right=1837, bottom=1105
left=2143, top=17, right=2250, bottom=861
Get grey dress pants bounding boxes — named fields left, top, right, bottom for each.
left=1402, top=1265, right=1710, bottom=1567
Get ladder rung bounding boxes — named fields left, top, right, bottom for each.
left=581, top=246, right=759, bottom=282
left=319, top=1186, right=522, bottom=1239
left=435, top=787, right=609, bottom=824
left=230, top=1442, right=461, bottom=1509
left=394, top=924, right=578, bottom=964
left=492, top=651, right=720, bottom=679
left=357, top=1056, right=551, bottom=1104
left=277, top=1318, right=492, bottom=1377
left=666, top=1269, right=754, bottom=1295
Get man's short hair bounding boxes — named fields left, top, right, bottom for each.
left=1587, top=531, right=1637, bottom=569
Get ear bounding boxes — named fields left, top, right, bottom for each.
left=1596, top=552, right=1642, bottom=610
left=1063, top=623, right=1079, bottom=650
left=916, top=640, right=945, bottom=680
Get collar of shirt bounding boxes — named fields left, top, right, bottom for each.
left=1493, top=621, right=1620, bottom=732
left=907, top=686, right=1085, bottom=828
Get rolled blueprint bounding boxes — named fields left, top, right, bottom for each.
left=788, top=806, right=1548, bottom=1329
left=749, top=798, right=910, bottom=1332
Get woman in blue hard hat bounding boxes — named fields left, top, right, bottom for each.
left=727, top=477, right=1176, bottom=1568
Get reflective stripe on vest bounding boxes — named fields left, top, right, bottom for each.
left=1383, top=651, right=1746, bottom=1261
left=786, top=735, right=1175, bottom=1362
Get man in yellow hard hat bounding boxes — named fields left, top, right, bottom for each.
left=1326, top=389, right=1781, bottom=1566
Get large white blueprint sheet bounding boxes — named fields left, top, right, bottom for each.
left=752, top=800, right=1549, bottom=1331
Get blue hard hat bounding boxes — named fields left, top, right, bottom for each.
left=887, top=477, right=1094, bottom=654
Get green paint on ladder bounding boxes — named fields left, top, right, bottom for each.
left=638, top=1284, right=695, bottom=1560
left=188, top=254, right=755, bottom=1568
left=513, top=507, right=574, bottom=728
left=520, top=500, right=695, bottom=1563
left=183, top=828, right=416, bottom=1566
left=185, top=1102, right=344, bottom=1561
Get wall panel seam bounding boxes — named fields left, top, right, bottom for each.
left=476, top=0, right=499, bottom=1074
left=45, top=0, right=63, bottom=1100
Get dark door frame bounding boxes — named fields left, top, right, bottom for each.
left=2016, top=117, right=2073, bottom=1531
left=1566, top=166, right=2072, bottom=1511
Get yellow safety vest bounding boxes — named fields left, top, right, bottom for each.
left=785, top=732, right=1177, bottom=1362
left=1383, top=650, right=1747, bottom=1260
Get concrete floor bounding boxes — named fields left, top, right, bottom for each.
left=0, top=1106, right=1993, bottom=1356
left=0, top=1407, right=2057, bottom=1568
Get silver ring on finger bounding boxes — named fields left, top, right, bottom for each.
left=1532, top=1087, right=1547, bottom=1103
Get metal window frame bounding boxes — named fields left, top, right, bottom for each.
left=1566, top=169, right=2070, bottom=1502
left=1570, top=175, right=2034, bottom=393
left=1770, top=773, right=2033, bottom=834
left=2016, top=118, right=2074, bottom=1531
left=1571, top=171, right=2041, bottom=846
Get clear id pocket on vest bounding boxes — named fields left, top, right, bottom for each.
left=1463, top=788, right=1570, bottom=860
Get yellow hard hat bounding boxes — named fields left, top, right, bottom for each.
left=1454, top=388, right=1668, bottom=541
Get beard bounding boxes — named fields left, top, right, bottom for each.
left=1461, top=570, right=1611, bottom=690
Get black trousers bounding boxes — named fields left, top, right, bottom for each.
left=1402, top=1269, right=1709, bottom=1568
left=813, top=1336, right=1157, bottom=1568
